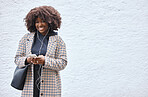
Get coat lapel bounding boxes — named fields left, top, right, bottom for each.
left=46, top=35, right=57, bottom=57
left=26, top=32, right=35, bottom=55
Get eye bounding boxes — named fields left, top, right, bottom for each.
left=35, top=21, right=39, bottom=23
left=41, top=20, right=46, bottom=23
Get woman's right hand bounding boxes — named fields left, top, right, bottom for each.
left=27, top=57, right=33, bottom=64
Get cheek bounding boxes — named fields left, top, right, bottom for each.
left=45, top=23, right=48, bottom=27
left=45, top=24, right=49, bottom=29
left=46, top=25, right=49, bottom=29
left=35, top=24, right=38, bottom=29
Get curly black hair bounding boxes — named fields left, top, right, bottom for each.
left=24, top=6, right=61, bottom=32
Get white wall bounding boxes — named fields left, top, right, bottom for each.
left=0, top=0, right=148, bottom=97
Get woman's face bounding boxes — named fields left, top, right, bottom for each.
left=35, top=17, right=49, bottom=35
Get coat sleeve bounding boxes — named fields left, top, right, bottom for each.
left=14, top=33, right=28, bottom=68
left=43, top=36, right=67, bottom=71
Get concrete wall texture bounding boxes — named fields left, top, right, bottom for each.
left=0, top=0, right=148, bottom=97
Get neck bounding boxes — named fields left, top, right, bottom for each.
left=41, top=32, right=47, bottom=36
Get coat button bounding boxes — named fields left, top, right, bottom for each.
left=41, top=93, right=43, bottom=96
left=42, top=80, right=44, bottom=83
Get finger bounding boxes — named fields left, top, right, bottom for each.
left=37, top=56, right=44, bottom=59
left=34, top=58, right=39, bottom=62
left=38, top=55, right=43, bottom=57
left=32, top=59, right=37, bottom=64
left=31, top=58, right=35, bottom=63
left=32, top=58, right=35, bottom=61
left=33, top=62, right=38, bottom=65
left=35, top=57, right=41, bottom=60
left=35, top=59, right=40, bottom=62
left=36, top=60, right=41, bottom=64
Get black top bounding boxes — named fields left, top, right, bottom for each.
left=31, top=32, right=49, bottom=56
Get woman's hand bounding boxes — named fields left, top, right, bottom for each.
left=27, top=57, right=33, bottom=64
left=31, top=55, right=45, bottom=65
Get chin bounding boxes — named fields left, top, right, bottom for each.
left=39, top=31, right=45, bottom=33
left=39, top=31, right=47, bottom=35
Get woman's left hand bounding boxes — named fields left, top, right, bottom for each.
left=31, top=55, right=45, bottom=65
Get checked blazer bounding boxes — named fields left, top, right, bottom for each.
left=14, top=32, right=67, bottom=97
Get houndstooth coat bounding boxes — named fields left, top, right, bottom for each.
left=14, top=32, right=67, bottom=97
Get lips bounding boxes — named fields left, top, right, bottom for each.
left=38, top=26, right=45, bottom=31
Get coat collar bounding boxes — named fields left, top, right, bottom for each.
left=26, top=32, right=57, bottom=55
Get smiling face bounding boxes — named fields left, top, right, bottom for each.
left=35, top=17, right=49, bottom=35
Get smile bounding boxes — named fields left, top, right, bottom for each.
left=38, top=27, right=45, bottom=31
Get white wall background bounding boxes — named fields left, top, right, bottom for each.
left=0, top=0, right=148, bottom=97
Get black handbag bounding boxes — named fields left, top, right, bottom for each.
left=11, top=65, right=28, bottom=90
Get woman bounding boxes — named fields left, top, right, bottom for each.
left=14, top=6, right=67, bottom=97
